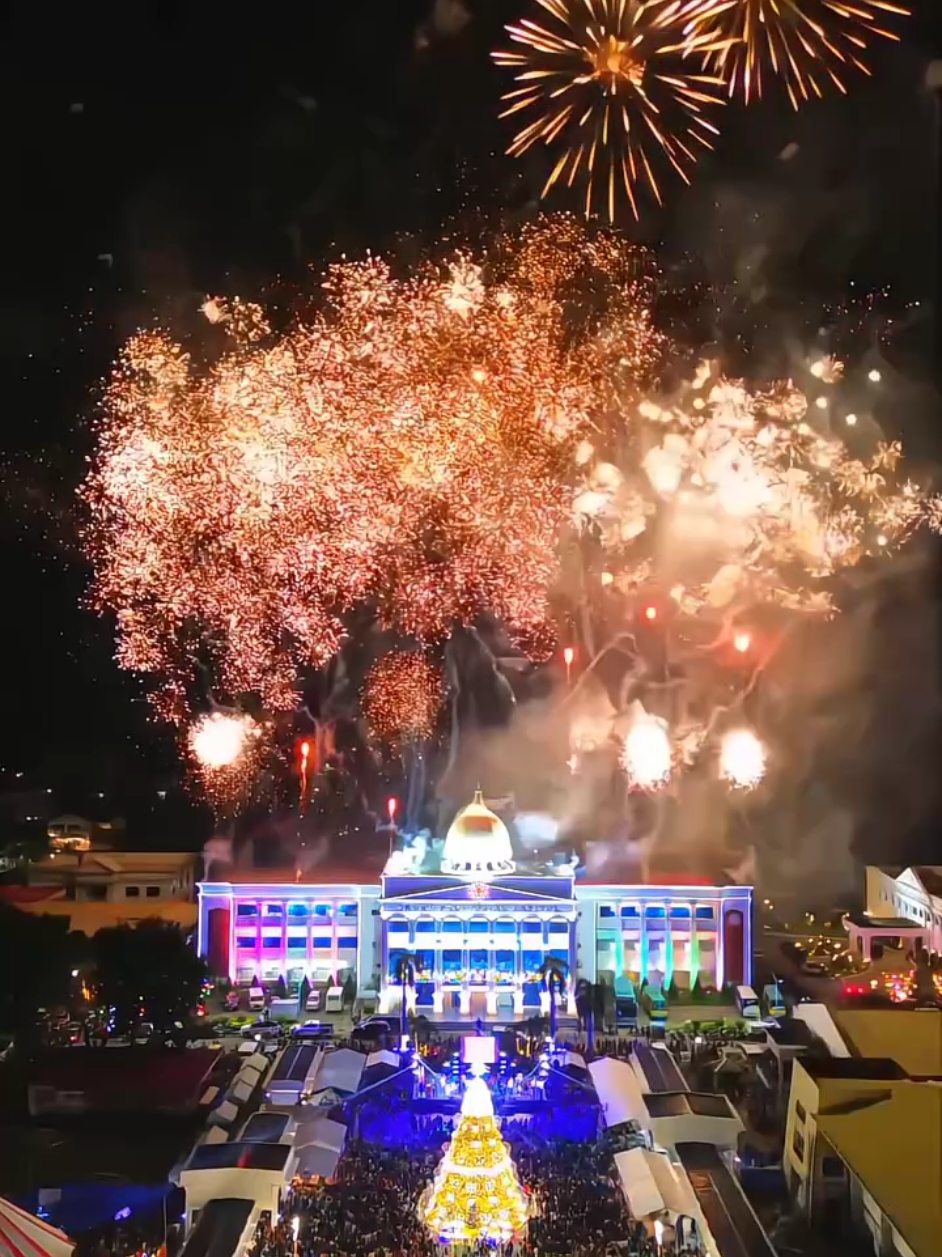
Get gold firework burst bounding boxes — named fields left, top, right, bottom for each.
left=493, top=0, right=727, bottom=221
left=666, top=0, right=909, bottom=107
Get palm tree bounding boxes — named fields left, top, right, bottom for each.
left=392, top=953, right=419, bottom=1039
left=538, top=957, right=569, bottom=1042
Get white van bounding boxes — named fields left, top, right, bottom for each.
left=248, top=986, right=266, bottom=1011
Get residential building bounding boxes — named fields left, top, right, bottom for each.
left=784, top=1007, right=942, bottom=1257
left=0, top=849, right=197, bottom=933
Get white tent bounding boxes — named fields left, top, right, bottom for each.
left=613, top=1149, right=700, bottom=1221
left=588, top=1056, right=649, bottom=1128
left=314, top=1049, right=365, bottom=1094
left=208, top=1099, right=239, bottom=1127
left=227, top=1078, right=256, bottom=1106
left=365, top=1049, right=400, bottom=1069
left=0, top=1198, right=74, bottom=1257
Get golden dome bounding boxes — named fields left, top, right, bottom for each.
left=442, top=789, right=515, bottom=878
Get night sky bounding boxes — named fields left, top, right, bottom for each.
left=1, top=0, right=940, bottom=848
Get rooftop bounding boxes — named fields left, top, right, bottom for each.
left=817, top=1083, right=942, bottom=1257
left=844, top=912, right=923, bottom=930
left=799, top=1057, right=908, bottom=1081
left=185, top=1141, right=292, bottom=1173
left=179, top=1199, right=253, bottom=1257
left=914, top=866, right=942, bottom=898
left=643, top=1091, right=737, bottom=1120
left=833, top=1007, right=942, bottom=1079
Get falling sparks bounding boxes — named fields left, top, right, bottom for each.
left=719, top=726, right=767, bottom=789
left=493, top=0, right=726, bottom=221
left=668, top=0, right=910, bottom=109
left=621, top=710, right=673, bottom=790
left=363, top=652, right=444, bottom=743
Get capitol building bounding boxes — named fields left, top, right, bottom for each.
left=198, top=791, right=753, bottom=1017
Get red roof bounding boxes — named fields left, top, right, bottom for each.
left=27, top=1048, right=220, bottom=1115
left=0, top=887, right=65, bottom=904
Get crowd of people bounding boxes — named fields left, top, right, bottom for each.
left=243, top=1083, right=706, bottom=1257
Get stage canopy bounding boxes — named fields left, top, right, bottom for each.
left=0, top=1198, right=74, bottom=1257
left=588, top=1056, right=649, bottom=1128
left=613, top=1149, right=699, bottom=1221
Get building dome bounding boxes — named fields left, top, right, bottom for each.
left=442, top=789, right=515, bottom=878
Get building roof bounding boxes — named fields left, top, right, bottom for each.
left=833, top=1008, right=942, bottom=1078
left=203, top=868, right=371, bottom=887
left=799, top=1057, right=908, bottom=1081
left=675, top=1143, right=777, bottom=1257
left=643, top=1092, right=737, bottom=1120
left=185, top=1141, right=292, bottom=1173
left=27, top=1048, right=219, bottom=1114
left=442, top=789, right=515, bottom=878
left=844, top=912, right=923, bottom=930
left=914, top=867, right=942, bottom=898
left=817, top=1083, right=942, bottom=1257
left=178, top=1199, right=253, bottom=1257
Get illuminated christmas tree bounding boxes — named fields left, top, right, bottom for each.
left=420, top=1071, right=529, bottom=1243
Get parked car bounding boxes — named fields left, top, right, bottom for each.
left=241, top=1019, right=282, bottom=1042
left=248, top=986, right=266, bottom=1011
left=305, top=988, right=322, bottom=1012
left=291, top=1020, right=335, bottom=1042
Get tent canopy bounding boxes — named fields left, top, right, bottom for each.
left=0, top=1198, right=74, bottom=1257
left=588, top=1057, right=649, bottom=1128
left=613, top=1149, right=698, bottom=1221
left=312, top=1049, right=365, bottom=1095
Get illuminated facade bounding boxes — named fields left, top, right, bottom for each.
left=198, top=797, right=753, bottom=1011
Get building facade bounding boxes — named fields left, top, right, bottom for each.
left=865, top=865, right=942, bottom=956
left=198, top=795, right=753, bottom=1009
left=0, top=850, right=198, bottom=933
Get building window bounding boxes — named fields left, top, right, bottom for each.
left=599, top=906, right=616, bottom=918
left=312, top=935, right=332, bottom=949
left=337, top=937, right=357, bottom=949
left=645, top=906, right=666, bottom=919
left=795, top=1100, right=807, bottom=1124
left=287, top=903, right=309, bottom=918
left=146, top=886, right=160, bottom=898
left=493, top=920, right=516, bottom=933
left=236, top=904, right=258, bottom=919
left=337, top=903, right=358, bottom=917
left=695, top=906, right=715, bottom=921
left=125, top=886, right=140, bottom=898
left=669, top=906, right=691, bottom=919
left=312, top=904, right=331, bottom=918
left=821, top=1156, right=844, bottom=1179
left=262, top=937, right=282, bottom=950
left=287, top=937, right=306, bottom=952
left=521, top=920, right=543, bottom=934
left=415, top=920, right=436, bottom=934
left=263, top=903, right=284, bottom=918
left=468, top=919, right=488, bottom=934
left=236, top=935, right=256, bottom=949
left=388, top=920, right=409, bottom=934
left=620, top=906, right=640, bottom=919
left=792, top=1128, right=806, bottom=1162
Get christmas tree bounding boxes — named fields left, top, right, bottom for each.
left=420, top=1071, right=529, bottom=1243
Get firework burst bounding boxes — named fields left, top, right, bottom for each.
left=493, top=0, right=727, bottom=221
left=666, top=0, right=909, bottom=108
left=187, top=711, right=265, bottom=812
left=363, top=652, right=444, bottom=743
left=84, top=220, right=662, bottom=748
